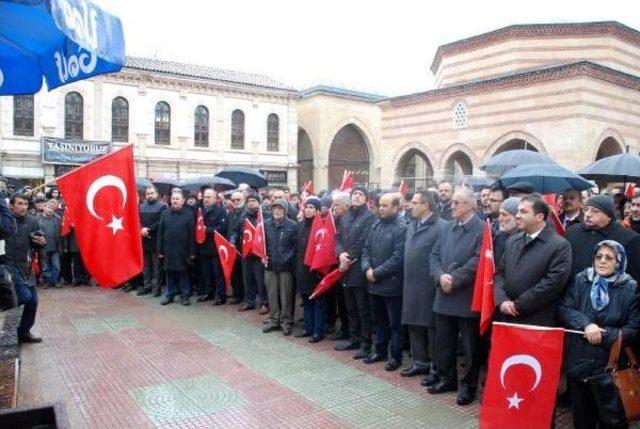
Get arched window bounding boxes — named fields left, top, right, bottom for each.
left=13, top=95, right=34, bottom=136
left=452, top=101, right=468, bottom=129
left=231, top=109, right=245, bottom=149
left=64, top=92, right=83, bottom=139
left=194, top=105, right=209, bottom=147
left=155, top=101, right=171, bottom=144
left=111, top=97, right=129, bottom=142
left=267, top=113, right=279, bottom=152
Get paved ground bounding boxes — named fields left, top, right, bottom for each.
left=17, top=286, right=573, bottom=428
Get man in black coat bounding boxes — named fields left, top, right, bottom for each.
left=137, top=186, right=166, bottom=296
left=494, top=196, right=572, bottom=327
left=559, top=189, right=584, bottom=229
left=197, top=188, right=228, bottom=305
left=401, top=190, right=446, bottom=380
left=362, top=193, right=407, bottom=371
left=566, top=195, right=640, bottom=282
left=436, top=181, right=453, bottom=221
left=238, top=195, right=268, bottom=313
left=262, top=199, right=297, bottom=335
left=226, top=191, right=245, bottom=304
left=630, top=193, right=640, bottom=234
left=334, top=186, right=376, bottom=359
left=158, top=191, right=196, bottom=306
left=428, top=187, right=484, bottom=406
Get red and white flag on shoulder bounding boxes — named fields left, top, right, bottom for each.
left=480, top=323, right=564, bottom=429
left=56, top=145, right=143, bottom=287
left=251, top=206, right=267, bottom=259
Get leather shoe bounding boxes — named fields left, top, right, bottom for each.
left=456, top=385, right=476, bottom=406
left=401, top=365, right=429, bottom=377
left=427, top=381, right=457, bottom=394
left=420, top=373, right=439, bottom=387
left=334, top=341, right=359, bottom=351
left=282, top=326, right=292, bottom=336
left=262, top=324, right=280, bottom=333
left=197, top=295, right=213, bottom=302
left=385, top=358, right=401, bottom=371
left=228, top=297, right=240, bottom=304
left=309, top=335, right=324, bottom=343
left=212, top=299, right=225, bottom=306
left=237, top=304, right=255, bottom=312
left=363, top=353, right=387, bottom=364
left=295, top=330, right=311, bottom=338
left=136, top=289, right=151, bottom=296
left=181, top=297, right=190, bottom=306
left=160, top=297, right=174, bottom=305
left=353, top=346, right=371, bottom=360
left=18, top=334, right=43, bottom=344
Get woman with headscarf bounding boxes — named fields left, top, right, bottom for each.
left=558, top=240, right=640, bottom=429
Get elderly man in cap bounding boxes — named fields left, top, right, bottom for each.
left=239, top=194, right=269, bottom=313
left=262, top=199, right=297, bottom=335
left=493, top=197, right=520, bottom=263
left=566, top=194, right=640, bottom=282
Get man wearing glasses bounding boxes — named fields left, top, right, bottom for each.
left=227, top=191, right=246, bottom=304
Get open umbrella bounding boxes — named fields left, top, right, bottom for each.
left=0, top=0, right=125, bottom=95
left=497, top=163, right=594, bottom=194
left=216, top=167, right=268, bottom=189
left=577, top=153, right=640, bottom=183
left=151, top=178, right=181, bottom=195
left=481, top=150, right=556, bottom=176
left=463, top=176, right=494, bottom=191
left=179, top=176, right=236, bottom=192
left=136, top=177, right=152, bottom=193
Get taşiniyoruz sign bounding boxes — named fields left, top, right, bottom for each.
left=41, top=137, right=112, bottom=165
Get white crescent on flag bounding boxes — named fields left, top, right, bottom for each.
left=243, top=229, right=253, bottom=243
left=500, top=354, right=542, bottom=392
left=219, top=245, right=229, bottom=262
left=86, top=175, right=127, bottom=220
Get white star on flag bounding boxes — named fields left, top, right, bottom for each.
left=107, top=215, right=124, bottom=235
left=506, top=392, right=524, bottom=409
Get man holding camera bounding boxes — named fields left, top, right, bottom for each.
left=4, top=194, right=45, bottom=343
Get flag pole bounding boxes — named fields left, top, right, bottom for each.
left=493, top=321, right=585, bottom=335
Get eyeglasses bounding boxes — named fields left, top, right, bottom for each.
left=594, top=253, right=616, bottom=262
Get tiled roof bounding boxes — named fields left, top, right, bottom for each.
left=125, top=56, right=296, bottom=92
left=300, top=85, right=386, bottom=102
left=430, top=21, right=640, bottom=73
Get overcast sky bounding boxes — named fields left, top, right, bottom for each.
left=96, top=0, right=640, bottom=96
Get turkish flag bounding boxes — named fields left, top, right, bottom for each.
left=56, top=145, right=143, bottom=287
left=471, top=220, right=495, bottom=335
left=549, top=209, right=565, bottom=237
left=309, top=266, right=346, bottom=299
left=541, top=194, right=560, bottom=213
left=310, top=212, right=337, bottom=274
left=30, top=251, right=41, bottom=276
left=339, top=171, right=354, bottom=193
left=301, top=180, right=315, bottom=196
left=251, top=206, right=267, bottom=259
left=60, top=208, right=72, bottom=236
left=399, top=180, right=409, bottom=195
left=480, top=323, right=564, bottom=429
left=195, top=207, right=206, bottom=244
left=242, top=219, right=256, bottom=259
left=303, top=214, right=321, bottom=267
left=625, top=183, right=636, bottom=198
left=214, top=231, right=237, bottom=289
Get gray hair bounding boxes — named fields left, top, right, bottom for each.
left=332, top=191, right=351, bottom=207
left=454, top=186, right=477, bottom=210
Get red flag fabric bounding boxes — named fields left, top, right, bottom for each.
left=541, top=194, right=565, bottom=236
left=625, top=183, right=636, bottom=198
left=301, top=180, right=315, bottom=196
left=549, top=210, right=565, bottom=237
left=195, top=207, right=206, bottom=244
left=339, top=171, right=354, bottom=193
left=399, top=180, right=409, bottom=195
left=541, top=194, right=560, bottom=213
left=56, top=145, right=143, bottom=287
left=59, top=209, right=72, bottom=236
left=30, top=251, right=41, bottom=276
left=214, top=231, right=237, bottom=289
left=310, top=212, right=337, bottom=274
left=303, top=214, right=322, bottom=267
left=251, top=206, right=267, bottom=259
left=309, top=267, right=345, bottom=299
left=471, top=220, right=495, bottom=335
left=242, top=219, right=256, bottom=259
left=480, top=323, right=564, bottom=429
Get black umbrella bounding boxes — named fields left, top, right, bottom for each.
left=577, top=153, right=640, bottom=183
left=136, top=177, right=152, bottom=193
left=216, top=167, right=268, bottom=189
left=481, top=150, right=556, bottom=176
left=151, top=178, right=181, bottom=195
left=179, top=176, right=237, bottom=192
left=497, top=163, right=594, bottom=194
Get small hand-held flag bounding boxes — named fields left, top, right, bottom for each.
left=195, top=207, right=206, bottom=244
left=251, top=206, right=267, bottom=259
left=242, top=219, right=256, bottom=258
left=214, top=231, right=237, bottom=289
left=625, top=183, right=636, bottom=198
left=398, top=180, right=409, bottom=195
left=310, top=212, right=337, bottom=274
left=339, top=171, right=354, bottom=193
left=471, top=219, right=495, bottom=335
left=309, top=265, right=348, bottom=300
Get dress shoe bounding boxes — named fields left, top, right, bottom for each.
left=196, top=295, right=213, bottom=303
left=228, top=297, right=240, bottom=304
left=212, top=299, right=226, bottom=306
left=18, top=334, right=43, bottom=344
left=353, top=346, right=371, bottom=360
left=295, top=330, right=311, bottom=338
left=335, top=341, right=359, bottom=351
left=282, top=326, right=292, bottom=336
left=136, top=289, right=151, bottom=296
left=309, top=335, right=324, bottom=343
left=262, top=324, right=280, bottom=333
left=456, top=385, right=476, bottom=406
left=160, top=297, right=174, bottom=305
left=259, top=304, right=269, bottom=315
left=329, top=331, right=350, bottom=341
left=181, top=297, right=190, bottom=306
left=237, top=304, right=255, bottom=312
left=363, top=353, right=387, bottom=364
left=420, top=373, right=439, bottom=387
left=401, top=365, right=429, bottom=377
left=385, top=358, right=401, bottom=371
left=427, top=381, right=457, bottom=394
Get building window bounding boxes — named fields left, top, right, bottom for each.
left=194, top=105, right=209, bottom=147
left=13, top=95, right=34, bottom=136
left=111, top=97, right=129, bottom=142
left=155, top=101, right=171, bottom=144
left=453, top=101, right=468, bottom=129
left=231, top=109, right=245, bottom=149
left=267, top=113, right=279, bottom=152
left=64, top=92, right=83, bottom=139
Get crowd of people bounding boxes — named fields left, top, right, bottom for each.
left=1, top=174, right=639, bottom=428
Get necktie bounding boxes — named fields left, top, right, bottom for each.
left=524, top=235, right=533, bottom=245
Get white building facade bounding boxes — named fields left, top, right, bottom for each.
left=0, top=57, right=300, bottom=188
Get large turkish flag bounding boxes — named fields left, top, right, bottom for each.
left=480, top=323, right=564, bottom=429
left=57, top=145, right=143, bottom=287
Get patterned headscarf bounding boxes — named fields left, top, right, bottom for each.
left=590, top=240, right=627, bottom=311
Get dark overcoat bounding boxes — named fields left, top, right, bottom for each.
left=334, top=205, right=375, bottom=288
left=139, top=200, right=166, bottom=252
left=197, top=204, right=227, bottom=257
left=157, top=207, right=196, bottom=272
left=361, top=214, right=406, bottom=297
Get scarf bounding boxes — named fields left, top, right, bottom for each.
left=589, top=240, right=627, bottom=311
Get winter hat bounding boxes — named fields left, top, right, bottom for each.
left=500, top=197, right=520, bottom=217
left=351, top=186, right=370, bottom=201
left=586, top=195, right=616, bottom=220
left=272, top=198, right=288, bottom=210
left=245, top=194, right=261, bottom=204
left=320, top=195, right=333, bottom=209
left=304, top=196, right=322, bottom=211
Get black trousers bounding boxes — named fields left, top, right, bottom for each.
left=326, top=285, right=349, bottom=335
left=142, top=250, right=161, bottom=292
left=370, top=294, right=404, bottom=360
left=343, top=286, right=371, bottom=345
left=230, top=258, right=244, bottom=301
left=71, top=252, right=89, bottom=284
left=408, top=325, right=433, bottom=369
left=569, top=378, right=628, bottom=429
left=199, top=255, right=225, bottom=300
left=242, top=257, right=266, bottom=306
left=434, top=313, right=481, bottom=389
